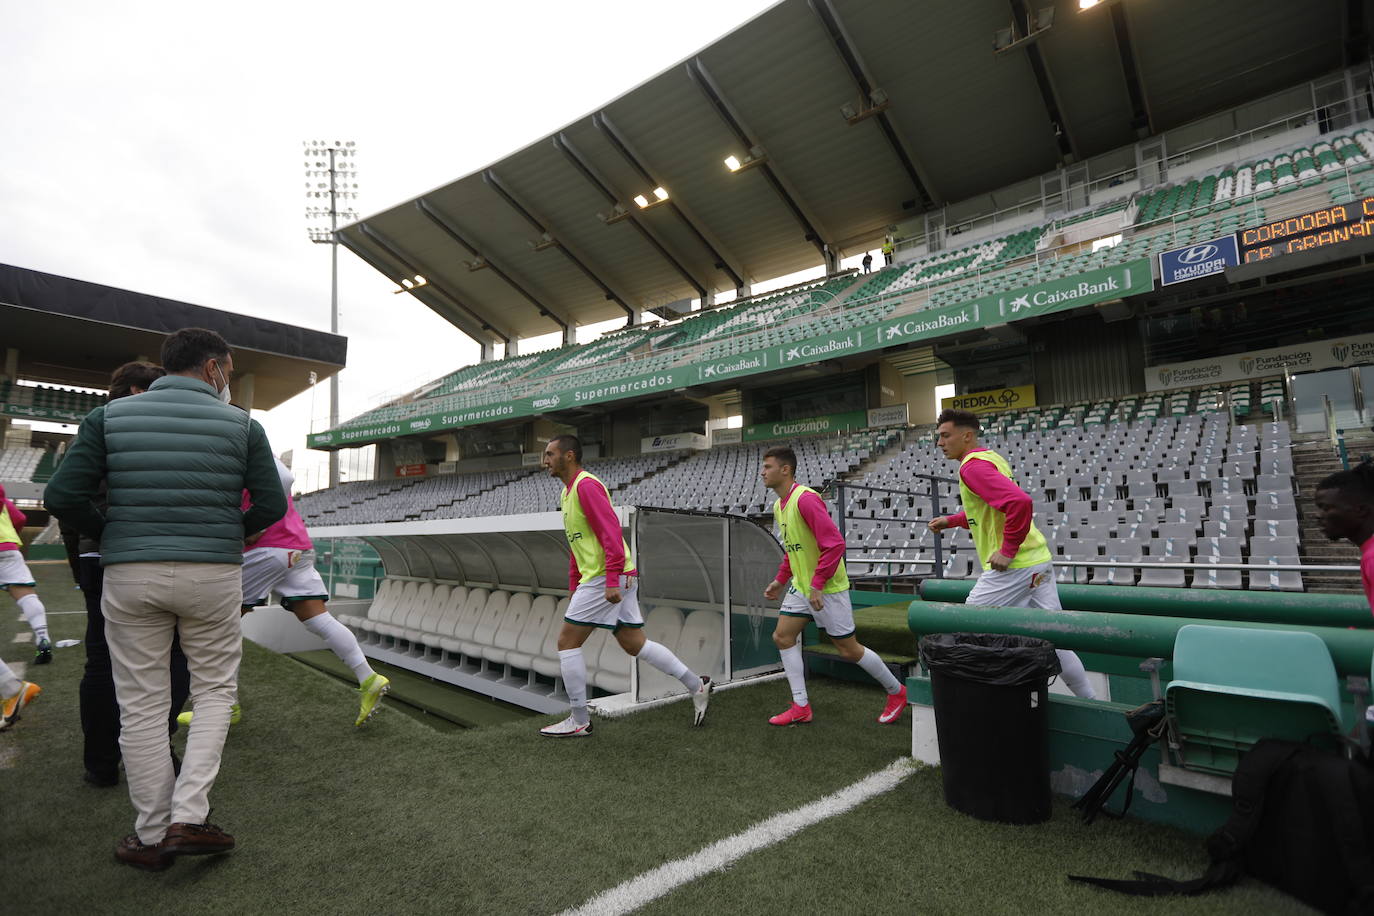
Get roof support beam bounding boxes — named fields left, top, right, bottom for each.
left=686, top=57, right=831, bottom=257
left=414, top=199, right=569, bottom=333
left=1007, top=0, right=1077, bottom=160
left=592, top=112, right=748, bottom=290
left=349, top=224, right=511, bottom=345
left=809, top=0, right=940, bottom=208
left=480, top=168, right=635, bottom=320
left=1107, top=1, right=1152, bottom=135
left=552, top=132, right=710, bottom=301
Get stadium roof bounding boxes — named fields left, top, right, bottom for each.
left=0, top=264, right=346, bottom=410
left=338, top=0, right=1360, bottom=345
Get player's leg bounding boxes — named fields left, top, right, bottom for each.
left=0, top=654, right=40, bottom=731
left=288, top=593, right=390, bottom=726
left=817, top=591, right=906, bottom=723
left=1025, top=563, right=1096, bottom=699
left=3, top=560, right=51, bottom=662
left=542, top=620, right=597, bottom=736
left=963, top=568, right=1033, bottom=609
left=770, top=603, right=813, bottom=724
left=543, top=576, right=613, bottom=736
left=611, top=580, right=711, bottom=725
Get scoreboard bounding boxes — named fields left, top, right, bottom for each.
left=1239, top=196, right=1374, bottom=262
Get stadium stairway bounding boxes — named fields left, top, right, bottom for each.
left=1291, top=434, right=1364, bottom=592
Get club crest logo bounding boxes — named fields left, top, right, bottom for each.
left=1332, top=344, right=1350, bottom=362
left=1238, top=357, right=1256, bottom=375
left=1157, top=369, right=1172, bottom=385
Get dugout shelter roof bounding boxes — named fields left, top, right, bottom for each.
left=340, top=0, right=1362, bottom=345
left=0, top=264, right=346, bottom=410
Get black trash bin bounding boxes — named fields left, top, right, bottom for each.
left=919, top=632, right=1061, bottom=825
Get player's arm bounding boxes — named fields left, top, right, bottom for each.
left=5, top=498, right=27, bottom=531
left=929, top=510, right=967, bottom=531
left=43, top=407, right=109, bottom=538
left=568, top=550, right=581, bottom=595
left=578, top=477, right=626, bottom=599
left=242, top=421, right=288, bottom=537
left=960, top=458, right=1034, bottom=565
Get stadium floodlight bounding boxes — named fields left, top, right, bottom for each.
left=302, top=139, right=359, bottom=489
left=724, top=146, right=768, bottom=173
left=841, top=89, right=891, bottom=125
left=390, top=274, right=429, bottom=295
left=530, top=232, right=559, bottom=251
left=629, top=187, right=672, bottom=213
left=1078, top=0, right=1100, bottom=8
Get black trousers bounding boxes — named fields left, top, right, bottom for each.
left=78, top=557, right=192, bottom=781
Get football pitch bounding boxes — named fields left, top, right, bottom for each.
left=4, top=564, right=1309, bottom=915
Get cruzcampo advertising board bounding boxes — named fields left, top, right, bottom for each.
left=309, top=259, right=1153, bottom=449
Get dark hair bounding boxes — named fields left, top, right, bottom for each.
left=161, top=327, right=230, bottom=374
left=1317, top=460, right=1374, bottom=506
left=936, top=408, right=981, bottom=432
left=763, top=445, right=797, bottom=475
left=108, top=361, right=165, bottom=401
left=549, top=434, right=582, bottom=463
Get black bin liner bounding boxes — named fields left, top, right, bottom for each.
left=919, top=632, right=1061, bottom=824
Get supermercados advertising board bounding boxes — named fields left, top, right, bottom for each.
left=310, top=260, right=1152, bottom=449
left=1145, top=333, right=1374, bottom=391
left=940, top=384, right=1037, bottom=414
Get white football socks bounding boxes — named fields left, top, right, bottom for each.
left=558, top=647, right=590, bottom=726
left=857, top=647, right=902, bottom=694
left=1056, top=649, right=1096, bottom=699
left=17, top=594, right=47, bottom=642
left=635, top=639, right=702, bottom=693
left=779, top=642, right=809, bottom=706
left=0, top=657, right=21, bottom=697
left=302, top=611, right=374, bottom=684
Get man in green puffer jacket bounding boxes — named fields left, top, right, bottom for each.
left=45, top=327, right=286, bottom=871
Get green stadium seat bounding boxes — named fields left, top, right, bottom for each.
left=1166, top=624, right=1346, bottom=776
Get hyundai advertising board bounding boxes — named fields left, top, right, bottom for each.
left=1158, top=236, right=1240, bottom=286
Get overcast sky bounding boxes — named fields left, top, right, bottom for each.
left=0, top=0, right=787, bottom=489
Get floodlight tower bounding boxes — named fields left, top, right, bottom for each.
left=304, top=140, right=358, bottom=488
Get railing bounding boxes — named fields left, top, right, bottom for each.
left=847, top=555, right=1361, bottom=584
left=832, top=478, right=958, bottom=580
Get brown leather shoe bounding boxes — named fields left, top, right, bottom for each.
left=163, top=821, right=236, bottom=856
left=114, top=834, right=172, bottom=871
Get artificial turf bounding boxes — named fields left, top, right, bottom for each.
left=5, top=563, right=1313, bottom=915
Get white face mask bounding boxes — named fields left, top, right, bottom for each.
left=215, top=364, right=232, bottom=405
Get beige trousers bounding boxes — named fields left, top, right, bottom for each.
left=102, top=561, right=242, bottom=845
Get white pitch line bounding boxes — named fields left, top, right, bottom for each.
left=11, top=632, right=32, bottom=645
left=558, top=757, right=917, bottom=916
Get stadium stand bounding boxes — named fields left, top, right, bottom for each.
left=0, top=380, right=103, bottom=418
left=0, top=447, right=44, bottom=482
left=321, top=114, right=1374, bottom=444
left=845, top=394, right=1307, bottom=591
